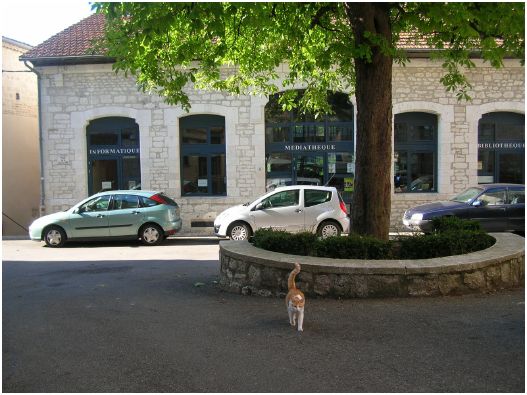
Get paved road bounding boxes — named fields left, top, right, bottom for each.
left=2, top=239, right=525, bottom=392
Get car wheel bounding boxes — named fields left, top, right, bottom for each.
left=228, top=222, right=251, bottom=241
left=140, top=224, right=164, bottom=246
left=44, top=225, right=67, bottom=248
left=317, top=221, right=341, bottom=238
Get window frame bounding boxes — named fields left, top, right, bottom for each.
left=394, top=112, right=438, bottom=194
left=180, top=115, right=227, bottom=197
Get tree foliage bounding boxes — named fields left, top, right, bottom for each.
left=92, top=2, right=524, bottom=239
left=93, top=2, right=524, bottom=109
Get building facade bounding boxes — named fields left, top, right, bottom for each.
left=2, top=36, right=40, bottom=236
left=21, top=14, right=525, bottom=235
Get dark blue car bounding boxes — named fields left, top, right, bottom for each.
left=403, top=183, right=525, bottom=233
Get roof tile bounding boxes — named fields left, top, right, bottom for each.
left=22, top=13, right=105, bottom=59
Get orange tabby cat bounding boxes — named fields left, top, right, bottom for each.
left=286, top=262, right=305, bottom=331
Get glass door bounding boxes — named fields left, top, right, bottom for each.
left=122, top=155, right=141, bottom=190
left=89, top=159, right=118, bottom=193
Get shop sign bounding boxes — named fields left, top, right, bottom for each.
left=478, top=142, right=525, bottom=149
left=89, top=147, right=140, bottom=155
left=283, top=143, right=337, bottom=152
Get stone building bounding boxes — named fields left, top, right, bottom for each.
left=2, top=36, right=40, bottom=236
left=20, top=14, right=525, bottom=235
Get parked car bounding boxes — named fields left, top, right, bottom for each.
left=214, top=185, right=350, bottom=240
left=403, top=183, right=525, bottom=233
left=29, top=190, right=182, bottom=247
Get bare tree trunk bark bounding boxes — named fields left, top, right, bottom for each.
left=346, top=3, right=393, bottom=241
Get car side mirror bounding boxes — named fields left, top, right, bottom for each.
left=472, top=200, right=485, bottom=207
left=255, top=202, right=264, bottom=211
left=76, top=207, right=85, bottom=214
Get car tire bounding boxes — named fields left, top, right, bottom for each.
left=317, top=220, right=341, bottom=238
left=140, top=224, right=164, bottom=246
left=43, top=225, right=67, bottom=248
left=228, top=222, right=252, bottom=241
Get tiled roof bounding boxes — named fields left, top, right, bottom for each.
left=21, top=13, right=106, bottom=60
left=21, top=13, right=438, bottom=62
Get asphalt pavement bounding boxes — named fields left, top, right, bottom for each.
left=2, top=239, right=525, bottom=392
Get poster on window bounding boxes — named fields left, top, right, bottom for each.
left=347, top=163, right=355, bottom=174
left=344, top=177, right=354, bottom=192
left=198, top=179, right=208, bottom=187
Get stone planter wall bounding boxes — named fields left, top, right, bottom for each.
left=219, top=233, right=525, bottom=298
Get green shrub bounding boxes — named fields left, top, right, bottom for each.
left=430, top=216, right=482, bottom=233
left=250, top=221, right=495, bottom=261
left=313, top=234, right=393, bottom=259
left=397, top=231, right=495, bottom=259
left=252, top=228, right=318, bottom=256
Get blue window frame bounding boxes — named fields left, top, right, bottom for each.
left=394, top=112, right=438, bottom=193
left=478, top=112, right=525, bottom=184
left=180, top=115, right=226, bottom=196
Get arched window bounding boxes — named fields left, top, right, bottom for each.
left=180, top=115, right=226, bottom=196
left=478, top=112, right=525, bottom=184
left=265, top=90, right=355, bottom=203
left=87, top=117, right=141, bottom=194
left=394, top=112, right=438, bottom=193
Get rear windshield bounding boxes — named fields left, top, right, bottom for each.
left=158, top=193, right=178, bottom=206
left=141, top=193, right=179, bottom=207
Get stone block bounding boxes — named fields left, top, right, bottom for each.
left=248, top=265, right=262, bottom=286
left=438, top=274, right=464, bottom=295
left=349, top=275, right=368, bottom=298
left=333, top=274, right=351, bottom=297
left=485, top=265, right=502, bottom=290
left=408, top=275, right=440, bottom=297
left=258, top=289, right=272, bottom=297
left=241, top=286, right=257, bottom=296
left=228, top=259, right=239, bottom=271
left=367, top=275, right=403, bottom=298
left=314, top=275, right=331, bottom=296
left=501, top=262, right=512, bottom=285
left=463, top=271, right=486, bottom=290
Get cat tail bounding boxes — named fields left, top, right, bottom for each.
left=288, top=263, right=301, bottom=290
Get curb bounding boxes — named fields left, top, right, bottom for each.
left=219, top=233, right=525, bottom=298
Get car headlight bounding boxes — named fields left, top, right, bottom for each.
left=411, top=213, right=424, bottom=222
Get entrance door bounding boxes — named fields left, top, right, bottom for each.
left=90, top=160, right=118, bottom=193
left=87, top=117, right=141, bottom=195
left=122, top=155, right=141, bottom=190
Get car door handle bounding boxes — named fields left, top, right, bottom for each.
left=97, top=214, right=106, bottom=218
left=132, top=211, right=141, bottom=215
left=295, top=209, right=303, bottom=213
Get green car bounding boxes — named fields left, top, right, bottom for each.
left=29, top=190, right=182, bottom=247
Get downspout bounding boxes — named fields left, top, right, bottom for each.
left=24, top=61, right=45, bottom=217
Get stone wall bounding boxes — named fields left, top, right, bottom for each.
left=35, top=59, right=524, bottom=235
left=219, top=233, right=525, bottom=298
left=2, top=38, right=40, bottom=236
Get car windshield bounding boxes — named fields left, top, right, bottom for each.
left=450, top=187, right=483, bottom=203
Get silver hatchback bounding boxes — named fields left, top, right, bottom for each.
left=214, top=186, right=350, bottom=240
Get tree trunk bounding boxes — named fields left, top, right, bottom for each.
left=346, top=3, right=393, bottom=241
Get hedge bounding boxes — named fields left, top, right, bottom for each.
left=250, top=217, right=495, bottom=260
